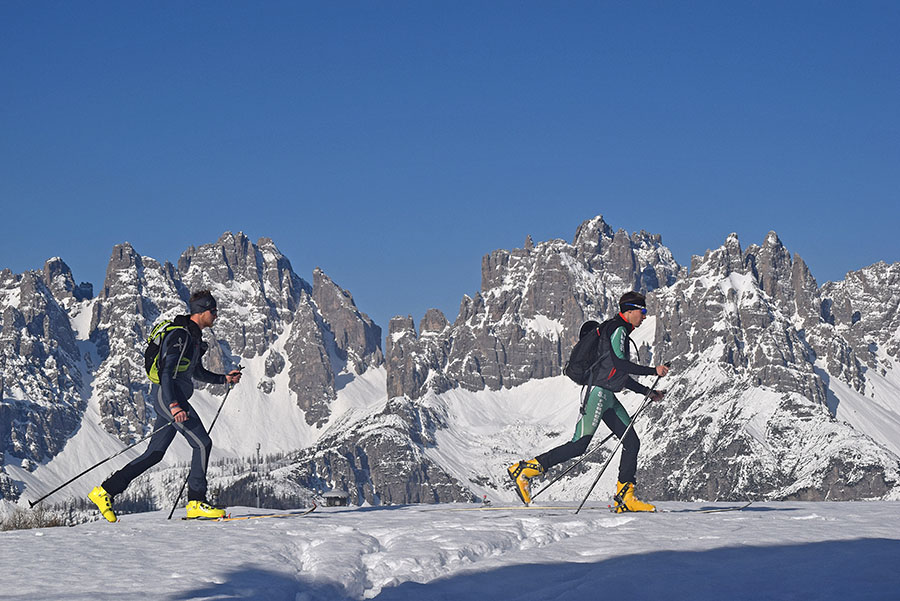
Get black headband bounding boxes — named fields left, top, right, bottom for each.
left=189, top=295, right=217, bottom=315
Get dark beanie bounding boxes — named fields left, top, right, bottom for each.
left=619, top=291, right=646, bottom=313
left=189, top=293, right=217, bottom=315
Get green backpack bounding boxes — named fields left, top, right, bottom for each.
left=144, top=320, right=190, bottom=384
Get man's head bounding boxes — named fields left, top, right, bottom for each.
left=619, top=291, right=647, bottom=327
left=189, top=290, right=218, bottom=329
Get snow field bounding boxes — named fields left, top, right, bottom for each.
left=2, top=501, right=898, bottom=601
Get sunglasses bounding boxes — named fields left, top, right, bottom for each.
left=624, top=304, right=647, bottom=315
left=209, top=308, right=218, bottom=315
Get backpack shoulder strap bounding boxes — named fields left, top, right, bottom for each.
left=148, top=320, right=187, bottom=343
left=149, top=320, right=189, bottom=378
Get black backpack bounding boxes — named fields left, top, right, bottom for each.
left=564, top=320, right=602, bottom=385
left=566, top=318, right=648, bottom=405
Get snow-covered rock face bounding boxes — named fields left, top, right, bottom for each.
left=287, top=396, right=475, bottom=506
left=42, top=257, right=92, bottom=308
left=2, top=217, right=899, bottom=507
left=311, top=268, right=383, bottom=376
left=821, top=261, right=900, bottom=369
left=0, top=233, right=385, bottom=501
left=0, top=262, right=88, bottom=500
left=385, top=216, right=683, bottom=400
left=89, top=243, right=186, bottom=441
left=643, top=233, right=899, bottom=501
left=377, top=226, right=898, bottom=503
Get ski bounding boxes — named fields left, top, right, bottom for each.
left=182, top=503, right=317, bottom=522
left=659, top=501, right=753, bottom=514
left=435, top=504, right=608, bottom=512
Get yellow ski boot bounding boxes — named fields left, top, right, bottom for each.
left=88, top=485, right=118, bottom=523
left=613, top=481, right=656, bottom=513
left=186, top=500, right=227, bottom=520
left=507, top=459, right=544, bottom=505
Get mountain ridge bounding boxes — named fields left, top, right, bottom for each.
left=1, top=216, right=898, bottom=510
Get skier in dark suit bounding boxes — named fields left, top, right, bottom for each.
left=89, top=290, right=242, bottom=521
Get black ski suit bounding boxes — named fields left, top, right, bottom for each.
left=102, top=315, right=226, bottom=502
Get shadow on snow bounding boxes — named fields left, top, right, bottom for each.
left=170, top=538, right=900, bottom=601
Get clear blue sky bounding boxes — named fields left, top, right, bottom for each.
left=2, top=2, right=898, bottom=333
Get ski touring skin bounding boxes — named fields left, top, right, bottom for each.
left=183, top=503, right=317, bottom=522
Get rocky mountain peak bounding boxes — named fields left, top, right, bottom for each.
left=26, top=233, right=387, bottom=448
left=419, top=309, right=449, bottom=335
left=572, top=214, right=615, bottom=256
left=3, top=219, right=898, bottom=507
left=178, top=231, right=255, bottom=288
left=386, top=216, right=682, bottom=400
left=820, top=261, right=900, bottom=369
left=0, top=266, right=86, bottom=487
left=690, top=232, right=745, bottom=277
left=643, top=231, right=899, bottom=500
left=386, top=316, right=424, bottom=400
left=524, top=234, right=534, bottom=251
left=745, top=230, right=793, bottom=302
left=42, top=258, right=92, bottom=307
left=312, top=267, right=383, bottom=375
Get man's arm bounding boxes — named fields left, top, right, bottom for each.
left=158, top=329, right=190, bottom=422
left=193, top=364, right=226, bottom=385
left=610, top=325, right=669, bottom=396
left=624, top=378, right=651, bottom=396
left=609, top=326, right=656, bottom=377
left=194, top=356, right=241, bottom=385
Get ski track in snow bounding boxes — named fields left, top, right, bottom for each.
left=2, top=501, right=899, bottom=601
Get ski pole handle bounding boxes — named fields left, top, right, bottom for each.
left=225, top=365, right=243, bottom=385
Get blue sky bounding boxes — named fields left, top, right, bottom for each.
left=2, top=2, right=898, bottom=332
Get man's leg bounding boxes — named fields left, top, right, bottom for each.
left=172, top=407, right=213, bottom=502
left=601, top=400, right=639, bottom=485
left=534, top=386, right=611, bottom=470
left=533, top=436, right=590, bottom=472
left=89, top=411, right=177, bottom=522
left=166, top=402, right=225, bottom=519
left=101, top=412, right=178, bottom=497
left=601, top=400, right=654, bottom=512
left=509, top=386, right=608, bottom=504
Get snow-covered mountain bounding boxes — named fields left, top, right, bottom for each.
left=2, top=217, right=899, bottom=514
left=0, top=261, right=90, bottom=499
left=1, top=233, right=385, bottom=507
left=385, top=217, right=682, bottom=401
left=641, top=233, right=900, bottom=501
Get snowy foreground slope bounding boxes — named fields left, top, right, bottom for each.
left=2, top=502, right=898, bottom=601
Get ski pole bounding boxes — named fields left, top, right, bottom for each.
left=166, top=367, right=240, bottom=519
left=28, top=420, right=175, bottom=508
left=575, top=374, right=662, bottom=515
left=530, top=431, right=616, bottom=502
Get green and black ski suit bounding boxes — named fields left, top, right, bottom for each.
left=536, top=313, right=656, bottom=483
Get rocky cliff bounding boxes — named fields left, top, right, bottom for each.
left=640, top=232, right=899, bottom=500
left=385, top=216, right=683, bottom=400
left=0, top=233, right=383, bottom=503
left=2, top=217, right=898, bottom=509
left=0, top=261, right=88, bottom=501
